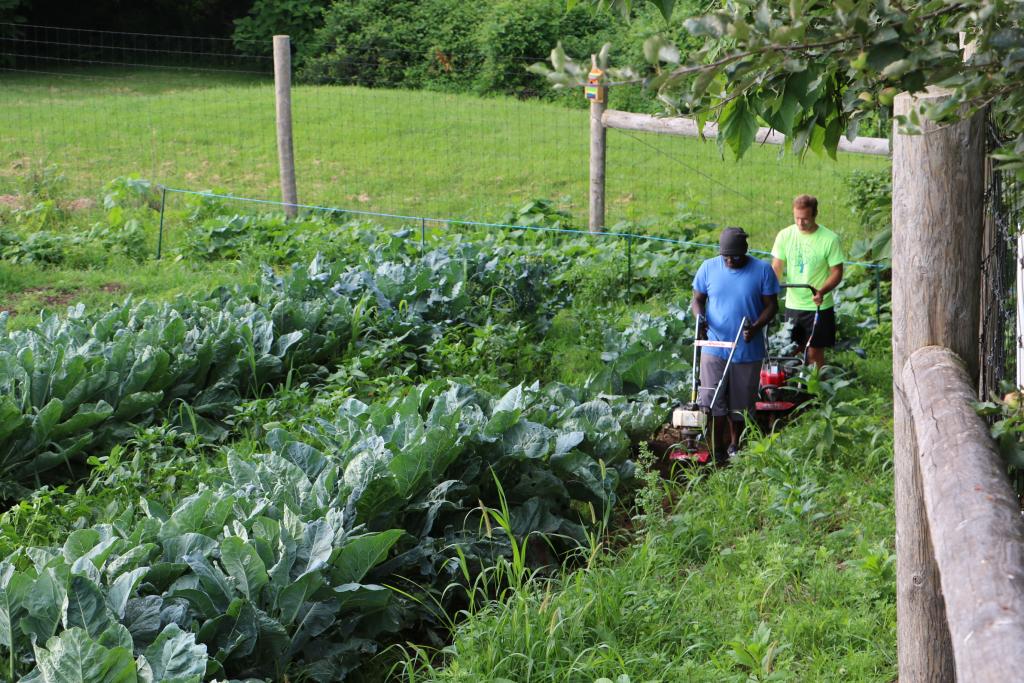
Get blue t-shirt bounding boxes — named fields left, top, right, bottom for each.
left=692, top=256, right=780, bottom=362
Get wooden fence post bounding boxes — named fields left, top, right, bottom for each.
left=892, top=89, right=986, bottom=681
left=588, top=64, right=606, bottom=233
left=903, top=346, right=1024, bottom=682
left=273, top=35, right=298, bottom=218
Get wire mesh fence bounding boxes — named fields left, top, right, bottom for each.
left=979, top=118, right=1024, bottom=401
left=0, top=23, right=890, bottom=249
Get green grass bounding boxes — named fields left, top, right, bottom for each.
left=0, top=257, right=253, bottom=330
left=402, top=354, right=896, bottom=682
left=0, top=68, right=889, bottom=249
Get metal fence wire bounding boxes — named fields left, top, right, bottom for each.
left=979, top=116, right=1024, bottom=496
left=979, top=118, right=1024, bottom=402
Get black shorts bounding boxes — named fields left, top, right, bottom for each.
left=698, top=355, right=760, bottom=418
left=785, top=307, right=837, bottom=349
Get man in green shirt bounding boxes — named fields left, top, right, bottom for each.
left=771, top=195, right=844, bottom=368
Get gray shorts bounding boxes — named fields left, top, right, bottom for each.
left=698, top=355, right=761, bottom=418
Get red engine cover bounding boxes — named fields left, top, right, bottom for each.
left=669, top=449, right=712, bottom=465
left=760, top=368, right=786, bottom=388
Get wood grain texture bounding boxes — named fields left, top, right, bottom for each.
left=892, top=89, right=986, bottom=682
left=903, top=346, right=1024, bottom=682
left=273, top=35, right=298, bottom=217
left=601, top=109, right=890, bottom=156
left=589, top=98, right=607, bottom=232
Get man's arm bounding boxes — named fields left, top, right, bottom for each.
left=812, top=264, right=844, bottom=306
left=771, top=257, right=785, bottom=284
left=691, top=290, right=708, bottom=339
left=743, top=294, right=778, bottom=342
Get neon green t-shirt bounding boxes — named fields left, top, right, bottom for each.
left=771, top=224, right=845, bottom=310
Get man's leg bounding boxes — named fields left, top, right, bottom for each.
left=805, top=309, right=837, bottom=368
left=698, top=354, right=730, bottom=459
left=711, top=415, right=731, bottom=456
left=727, top=416, right=742, bottom=449
left=724, top=361, right=761, bottom=456
left=785, top=308, right=810, bottom=358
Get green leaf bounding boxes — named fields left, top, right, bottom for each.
left=63, top=575, right=113, bottom=638
left=121, top=347, right=161, bottom=396
left=182, top=554, right=232, bottom=612
left=106, top=567, right=148, bottom=620
left=684, top=14, right=728, bottom=38
left=123, top=596, right=162, bottom=643
left=96, top=623, right=133, bottom=652
left=220, top=537, right=268, bottom=601
left=650, top=0, right=675, bottom=21
left=0, top=571, right=31, bottom=649
left=167, top=587, right=218, bottom=621
left=160, top=533, right=218, bottom=562
left=159, top=492, right=214, bottom=540
left=500, top=420, right=553, bottom=460
left=30, top=627, right=138, bottom=683
left=63, top=529, right=101, bottom=564
left=754, top=1, right=772, bottom=32
left=295, top=519, right=335, bottom=577
left=52, top=402, right=114, bottom=441
left=31, top=398, right=64, bottom=445
left=866, top=41, right=906, bottom=73
left=332, top=583, right=392, bottom=613
left=331, top=530, right=404, bottom=585
left=112, top=391, right=162, bottom=421
left=21, top=569, right=64, bottom=644
left=275, top=573, right=322, bottom=626
left=0, top=395, right=24, bottom=442
left=288, top=601, right=337, bottom=658
left=197, top=598, right=258, bottom=663
left=718, top=97, right=759, bottom=159
left=389, top=427, right=459, bottom=496
left=142, top=623, right=207, bottom=682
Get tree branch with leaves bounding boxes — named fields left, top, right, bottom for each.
left=540, top=0, right=1024, bottom=168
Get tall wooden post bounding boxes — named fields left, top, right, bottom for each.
left=892, top=89, right=985, bottom=681
left=588, top=56, right=606, bottom=233
left=273, top=35, right=298, bottom=217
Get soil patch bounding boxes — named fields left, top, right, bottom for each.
left=0, top=195, right=22, bottom=209
left=41, top=289, right=78, bottom=307
left=2, top=281, right=127, bottom=316
left=64, top=197, right=96, bottom=212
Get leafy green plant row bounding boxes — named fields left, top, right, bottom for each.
left=0, top=372, right=670, bottom=682
left=0, top=235, right=565, bottom=496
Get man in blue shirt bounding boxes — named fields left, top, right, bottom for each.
left=691, top=227, right=779, bottom=461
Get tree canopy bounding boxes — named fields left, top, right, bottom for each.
left=550, top=0, right=1023, bottom=169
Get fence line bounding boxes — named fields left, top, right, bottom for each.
left=156, top=184, right=886, bottom=321
left=157, top=185, right=884, bottom=267
left=902, top=346, right=1024, bottom=681
left=1, top=26, right=891, bottom=241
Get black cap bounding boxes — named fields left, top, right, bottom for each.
left=719, top=227, right=749, bottom=256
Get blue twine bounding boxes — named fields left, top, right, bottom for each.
left=159, top=185, right=885, bottom=270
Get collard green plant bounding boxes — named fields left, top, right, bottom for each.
left=0, top=368, right=672, bottom=681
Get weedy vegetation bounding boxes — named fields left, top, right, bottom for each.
left=0, top=170, right=895, bottom=682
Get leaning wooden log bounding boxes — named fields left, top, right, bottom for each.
left=600, top=109, right=889, bottom=156
left=902, top=345, right=1024, bottom=682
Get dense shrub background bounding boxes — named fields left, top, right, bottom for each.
left=293, top=0, right=704, bottom=110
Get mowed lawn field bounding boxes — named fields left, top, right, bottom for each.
left=0, top=67, right=889, bottom=249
